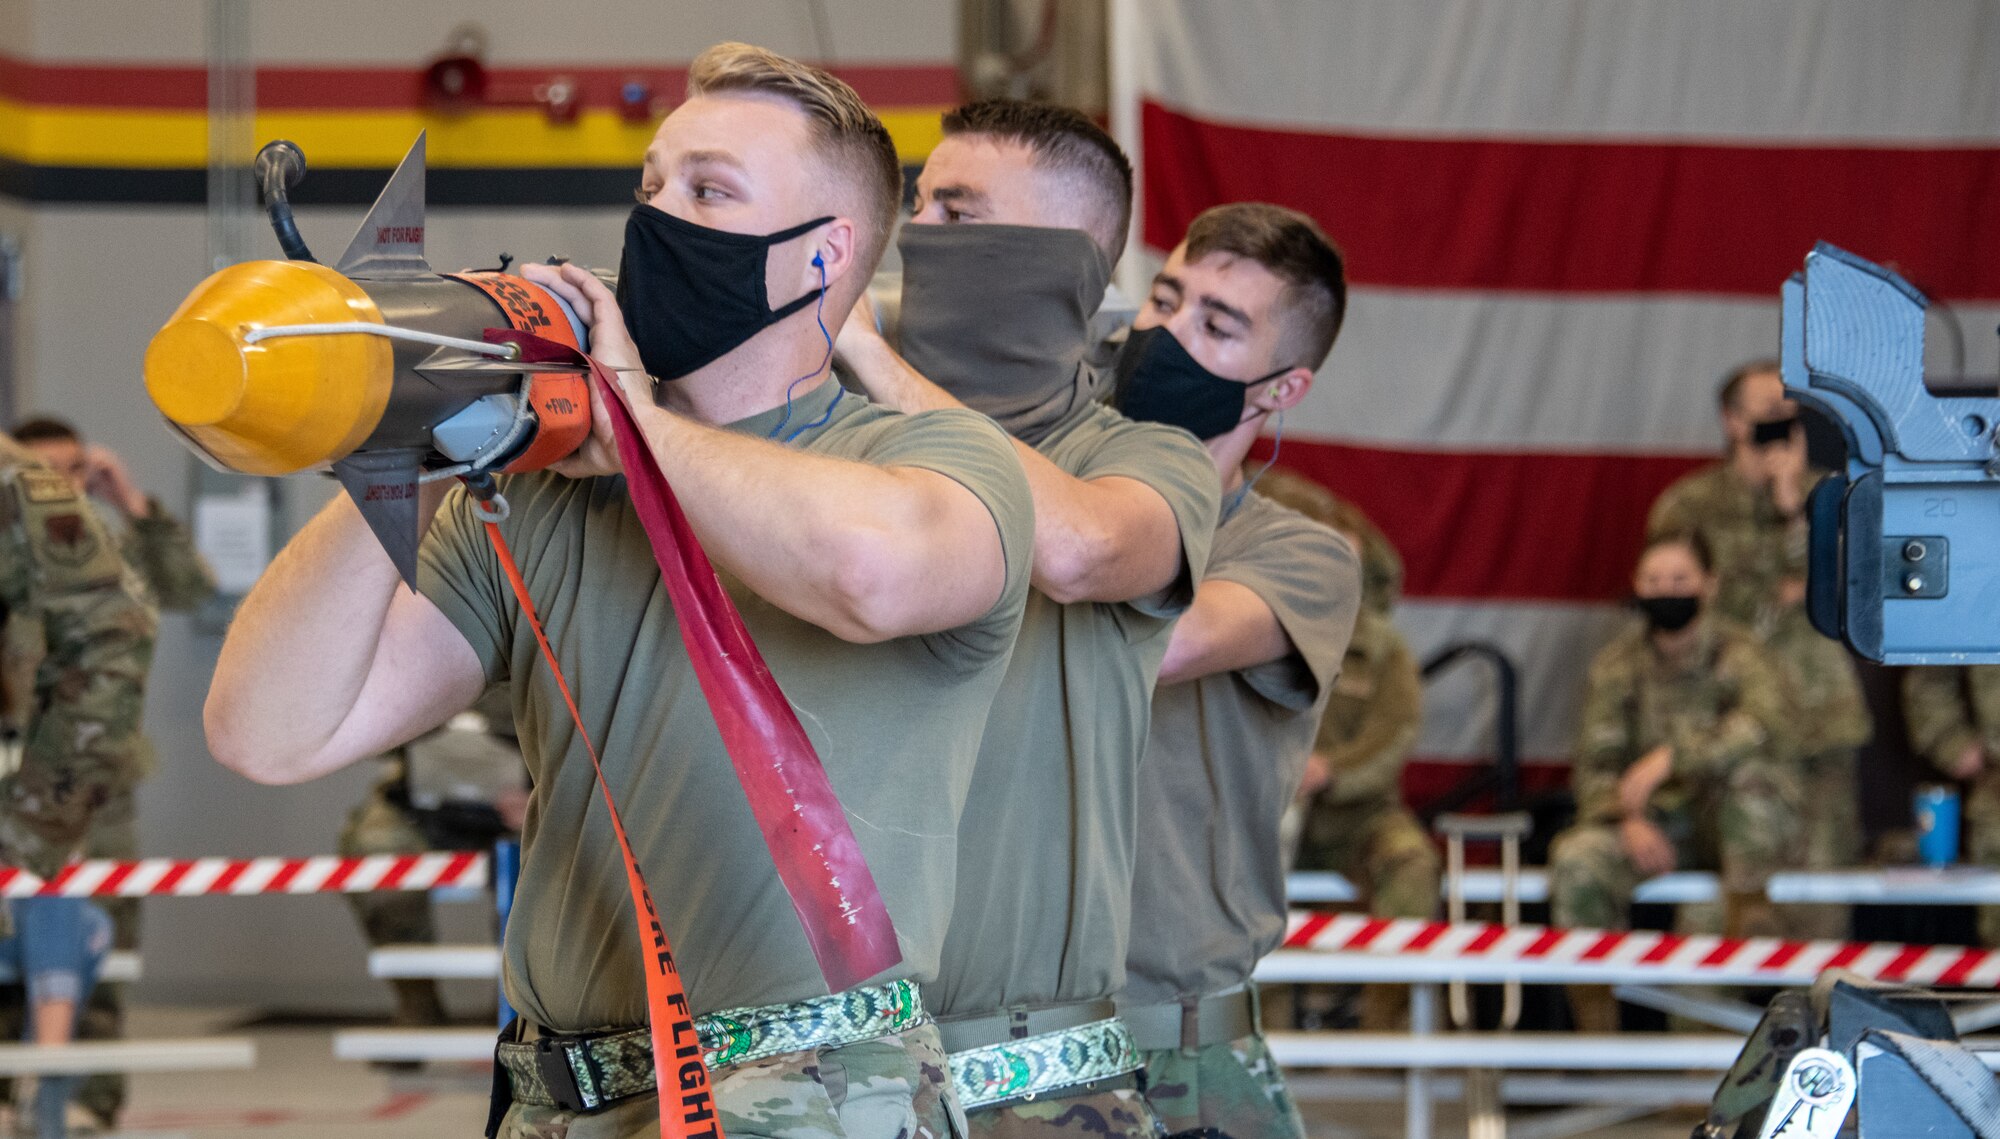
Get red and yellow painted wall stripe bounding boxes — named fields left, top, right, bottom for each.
left=0, top=55, right=958, bottom=203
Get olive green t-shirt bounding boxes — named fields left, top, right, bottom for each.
left=932, top=401, right=1221, bottom=1020
left=417, top=386, right=1035, bottom=1031
left=1123, top=492, right=1359, bottom=1005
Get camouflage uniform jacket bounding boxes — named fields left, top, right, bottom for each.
left=1904, top=665, right=2000, bottom=774
left=0, top=435, right=156, bottom=880
left=1647, top=462, right=1823, bottom=634
left=1312, top=609, right=1421, bottom=808
left=1765, top=604, right=1872, bottom=763
left=3, top=496, right=207, bottom=743
left=1571, top=616, right=1794, bottom=824
left=119, top=497, right=215, bottom=611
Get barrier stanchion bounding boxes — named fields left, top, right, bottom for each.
left=494, top=839, right=519, bottom=1030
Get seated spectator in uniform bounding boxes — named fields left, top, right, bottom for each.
left=1548, top=532, right=1799, bottom=1031
left=1904, top=665, right=2000, bottom=946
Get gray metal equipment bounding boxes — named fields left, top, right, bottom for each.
left=1781, top=244, right=2000, bottom=665
left=1698, top=973, right=2000, bottom=1139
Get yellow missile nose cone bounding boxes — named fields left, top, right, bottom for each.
left=144, top=260, right=395, bottom=476
left=145, top=318, right=246, bottom=426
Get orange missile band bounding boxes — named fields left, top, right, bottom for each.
left=447, top=272, right=593, bottom=473
left=145, top=260, right=395, bottom=475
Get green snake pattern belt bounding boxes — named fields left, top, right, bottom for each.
left=498, top=979, right=927, bottom=1112
left=947, top=1016, right=1143, bottom=1111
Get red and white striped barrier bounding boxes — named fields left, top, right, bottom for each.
left=0, top=852, right=487, bottom=898
left=1281, top=912, right=2000, bottom=988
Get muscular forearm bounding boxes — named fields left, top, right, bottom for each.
left=836, top=331, right=964, bottom=415
left=205, top=484, right=451, bottom=781
left=842, top=329, right=1183, bottom=605
left=1157, top=579, right=1290, bottom=685
left=627, top=401, right=1001, bottom=642
left=1016, top=443, right=1183, bottom=604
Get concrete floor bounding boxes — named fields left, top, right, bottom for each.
left=61, top=1006, right=1717, bottom=1139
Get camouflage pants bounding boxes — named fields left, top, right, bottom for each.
left=500, top=1021, right=962, bottom=1139
left=1549, top=760, right=1801, bottom=932
left=1791, top=749, right=1861, bottom=941
left=1968, top=769, right=2000, bottom=948
left=1140, top=1033, right=1304, bottom=1139
left=336, top=781, right=445, bottom=1025
left=1294, top=799, right=1440, bottom=920
left=965, top=1075, right=1161, bottom=1139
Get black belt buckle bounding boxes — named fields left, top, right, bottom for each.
left=534, top=1035, right=603, bottom=1113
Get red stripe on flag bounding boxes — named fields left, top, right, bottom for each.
left=1825, top=943, right=1867, bottom=971
left=1639, top=933, right=1686, bottom=964
left=1936, top=948, right=1989, bottom=988
left=1252, top=439, right=1707, bottom=602
left=1878, top=944, right=1931, bottom=983
left=1344, top=918, right=1393, bottom=950
left=1142, top=100, right=2000, bottom=300
left=1700, top=939, right=1747, bottom=968
left=1521, top=928, right=1566, bottom=958
left=1287, top=912, right=1335, bottom=948
left=1405, top=923, right=1448, bottom=951
left=1579, top=932, right=1624, bottom=961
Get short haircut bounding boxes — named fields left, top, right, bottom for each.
left=1641, top=529, right=1714, bottom=576
left=1185, top=202, right=1348, bottom=370
left=686, top=43, right=903, bottom=281
left=1717, top=357, right=1782, bottom=413
left=941, top=98, right=1133, bottom=262
left=12, top=417, right=79, bottom=446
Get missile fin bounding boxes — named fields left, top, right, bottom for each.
left=335, top=132, right=432, bottom=278
left=333, top=449, right=427, bottom=587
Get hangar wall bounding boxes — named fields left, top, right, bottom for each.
left=0, top=0, right=958, bottom=1009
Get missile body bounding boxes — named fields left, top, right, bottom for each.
left=143, top=134, right=593, bottom=581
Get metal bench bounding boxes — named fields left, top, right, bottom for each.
left=0, top=1037, right=255, bottom=1075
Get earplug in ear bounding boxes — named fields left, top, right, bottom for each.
left=812, top=251, right=825, bottom=269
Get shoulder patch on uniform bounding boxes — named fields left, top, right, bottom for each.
left=40, top=513, right=100, bottom=565
left=16, top=470, right=76, bottom=505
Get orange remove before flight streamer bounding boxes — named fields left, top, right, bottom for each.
left=144, top=260, right=395, bottom=476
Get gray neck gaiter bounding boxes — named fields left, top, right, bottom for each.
left=896, top=223, right=1112, bottom=446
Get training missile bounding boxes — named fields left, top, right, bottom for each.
left=144, top=134, right=594, bottom=583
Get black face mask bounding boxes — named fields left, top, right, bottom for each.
left=1634, top=595, right=1701, bottom=632
left=615, top=205, right=831, bottom=382
left=1111, top=326, right=1284, bottom=440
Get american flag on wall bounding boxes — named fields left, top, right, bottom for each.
left=1127, top=0, right=2000, bottom=797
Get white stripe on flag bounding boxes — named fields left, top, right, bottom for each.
left=1137, top=0, right=2000, bottom=142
